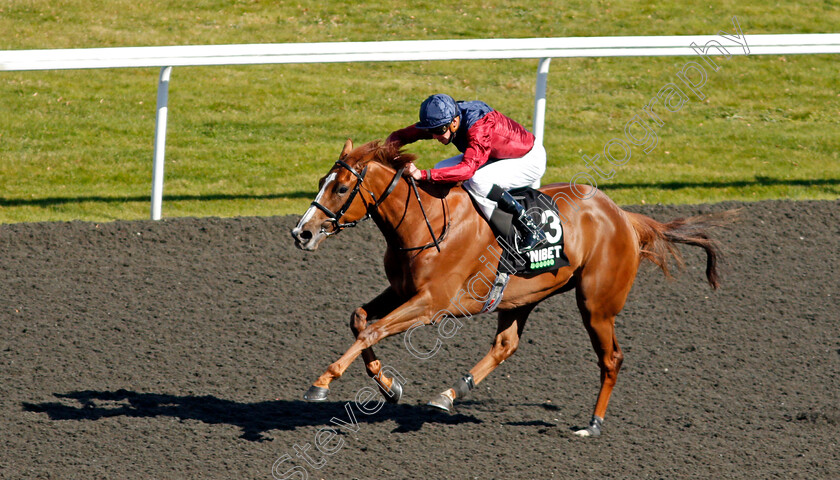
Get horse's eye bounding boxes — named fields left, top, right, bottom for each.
left=337, top=185, right=349, bottom=195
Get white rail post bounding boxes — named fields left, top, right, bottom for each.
left=151, top=66, right=173, bottom=220
left=532, top=57, right=551, bottom=147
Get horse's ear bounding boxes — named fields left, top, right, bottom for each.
left=339, top=138, right=353, bottom=159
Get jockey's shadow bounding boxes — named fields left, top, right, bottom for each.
left=22, top=389, right=480, bottom=441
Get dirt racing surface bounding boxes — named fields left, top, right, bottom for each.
left=1, top=199, right=838, bottom=479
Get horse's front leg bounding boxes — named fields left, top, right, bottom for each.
left=304, top=290, right=432, bottom=402
left=350, top=287, right=405, bottom=403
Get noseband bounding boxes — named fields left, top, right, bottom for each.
left=310, top=159, right=403, bottom=235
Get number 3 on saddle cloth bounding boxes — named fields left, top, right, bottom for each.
left=473, top=187, right=571, bottom=313
left=486, top=186, right=571, bottom=275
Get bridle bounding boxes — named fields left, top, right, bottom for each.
left=310, top=159, right=400, bottom=235
left=309, top=158, right=448, bottom=252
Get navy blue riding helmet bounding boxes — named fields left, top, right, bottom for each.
left=416, top=94, right=460, bottom=129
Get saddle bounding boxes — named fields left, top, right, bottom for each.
left=480, top=187, right=570, bottom=276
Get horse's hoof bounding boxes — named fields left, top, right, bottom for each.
left=303, top=385, right=330, bottom=402
left=426, top=393, right=454, bottom=413
left=573, top=415, right=604, bottom=437
left=378, top=378, right=403, bottom=404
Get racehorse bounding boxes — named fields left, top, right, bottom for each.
left=291, top=139, right=733, bottom=436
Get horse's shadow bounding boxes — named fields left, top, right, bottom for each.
left=22, top=389, right=481, bottom=442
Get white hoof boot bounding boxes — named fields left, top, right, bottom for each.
left=574, top=415, right=604, bottom=437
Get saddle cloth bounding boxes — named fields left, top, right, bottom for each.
left=484, top=187, right=570, bottom=276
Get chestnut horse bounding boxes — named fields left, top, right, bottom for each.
left=291, top=139, right=731, bottom=436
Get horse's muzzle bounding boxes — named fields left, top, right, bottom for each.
left=291, top=226, right=322, bottom=251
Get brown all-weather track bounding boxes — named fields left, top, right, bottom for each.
left=1, top=199, right=838, bottom=479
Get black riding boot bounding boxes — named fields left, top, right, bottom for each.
left=496, top=189, right=546, bottom=252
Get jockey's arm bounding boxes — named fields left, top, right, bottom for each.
left=422, top=128, right=491, bottom=182
left=386, top=125, right=433, bottom=147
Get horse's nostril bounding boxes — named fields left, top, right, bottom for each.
left=291, top=228, right=313, bottom=243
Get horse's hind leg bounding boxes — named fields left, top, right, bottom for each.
left=573, top=261, right=635, bottom=437
left=575, top=307, right=624, bottom=437
left=350, top=287, right=405, bottom=403
left=427, top=304, right=534, bottom=412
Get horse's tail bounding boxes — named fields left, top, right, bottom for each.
left=625, top=209, right=739, bottom=289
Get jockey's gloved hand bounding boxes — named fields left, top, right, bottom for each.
left=403, top=162, right=425, bottom=181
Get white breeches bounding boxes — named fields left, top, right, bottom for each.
left=435, top=143, right=547, bottom=219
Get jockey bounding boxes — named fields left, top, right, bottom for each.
left=387, top=93, right=547, bottom=252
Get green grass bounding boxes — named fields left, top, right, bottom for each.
left=1, top=1, right=838, bottom=223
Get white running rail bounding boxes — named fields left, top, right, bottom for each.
left=2, top=33, right=839, bottom=219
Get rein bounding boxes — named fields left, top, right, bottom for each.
left=310, top=159, right=448, bottom=252
left=400, top=177, right=449, bottom=253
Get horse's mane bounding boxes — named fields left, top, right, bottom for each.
left=350, top=140, right=457, bottom=198
left=353, top=140, right=417, bottom=171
